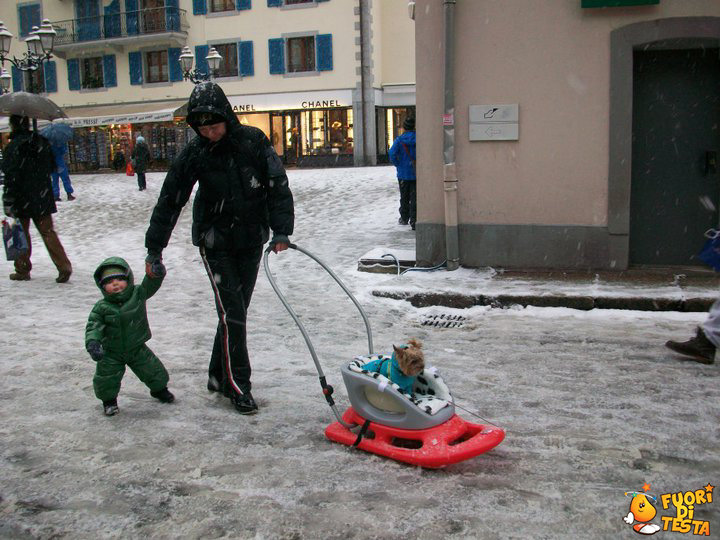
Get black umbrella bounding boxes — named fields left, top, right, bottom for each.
left=0, top=91, right=67, bottom=121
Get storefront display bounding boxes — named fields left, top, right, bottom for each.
left=66, top=119, right=191, bottom=173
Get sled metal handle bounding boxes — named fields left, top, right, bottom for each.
left=264, top=243, right=374, bottom=428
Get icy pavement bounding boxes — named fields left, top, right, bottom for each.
left=1, top=167, right=718, bottom=539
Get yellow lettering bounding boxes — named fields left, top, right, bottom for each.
left=707, top=488, right=713, bottom=503
left=672, top=518, right=692, bottom=534
left=695, top=489, right=707, bottom=505
left=684, top=491, right=696, bottom=507
left=661, top=493, right=672, bottom=510
left=696, top=521, right=710, bottom=536
left=661, top=516, right=673, bottom=530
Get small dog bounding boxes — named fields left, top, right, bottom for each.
left=362, top=338, right=425, bottom=396
left=393, top=338, right=425, bottom=376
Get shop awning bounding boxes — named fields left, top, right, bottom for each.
left=60, top=99, right=188, bottom=128
left=0, top=99, right=188, bottom=132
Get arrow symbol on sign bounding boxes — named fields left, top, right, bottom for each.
left=485, top=127, right=502, bottom=136
left=484, top=108, right=499, bottom=119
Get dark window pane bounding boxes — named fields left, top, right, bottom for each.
left=81, top=57, right=104, bottom=89
left=287, top=36, right=315, bottom=73
left=146, top=50, right=168, bottom=83
left=215, top=43, right=238, bottom=77
left=211, top=0, right=235, bottom=12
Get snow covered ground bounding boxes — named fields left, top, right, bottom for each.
left=1, top=167, right=718, bottom=539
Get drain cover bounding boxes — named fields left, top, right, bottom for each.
left=421, top=314, right=466, bottom=328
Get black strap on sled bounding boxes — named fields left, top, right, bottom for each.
left=352, top=419, right=372, bottom=447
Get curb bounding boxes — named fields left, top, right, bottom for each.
left=371, top=291, right=715, bottom=312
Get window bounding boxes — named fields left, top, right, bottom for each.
left=210, top=0, right=235, bottom=12
left=145, top=50, right=168, bottom=83
left=285, top=0, right=313, bottom=4
left=214, top=43, right=238, bottom=78
left=81, top=57, right=104, bottom=89
left=287, top=36, right=315, bottom=73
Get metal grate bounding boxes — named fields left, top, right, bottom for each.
left=421, top=314, right=466, bottom=328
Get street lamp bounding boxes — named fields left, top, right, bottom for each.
left=0, top=18, right=56, bottom=95
left=0, top=68, right=11, bottom=93
left=179, top=45, right=223, bottom=84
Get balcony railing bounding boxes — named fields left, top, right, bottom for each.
left=51, top=7, right=188, bottom=47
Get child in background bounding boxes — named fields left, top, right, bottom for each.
left=85, top=257, right=174, bottom=416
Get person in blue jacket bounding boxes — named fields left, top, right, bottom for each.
left=50, top=142, right=75, bottom=202
left=389, top=116, right=417, bottom=230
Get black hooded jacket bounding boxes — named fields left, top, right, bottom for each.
left=2, top=129, right=56, bottom=219
left=145, top=83, right=294, bottom=256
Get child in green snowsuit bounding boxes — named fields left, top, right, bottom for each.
left=85, top=257, right=174, bottom=416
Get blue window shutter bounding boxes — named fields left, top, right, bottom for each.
left=193, top=0, right=207, bottom=15
left=44, top=61, right=57, bottom=93
left=168, top=47, right=183, bottom=82
left=103, top=55, right=117, bottom=87
left=67, top=59, right=80, bottom=90
left=126, top=0, right=139, bottom=35
left=129, top=51, right=143, bottom=85
left=267, top=0, right=282, bottom=7
left=166, top=0, right=180, bottom=31
left=18, top=4, right=41, bottom=38
left=11, top=66, right=24, bottom=92
left=104, top=0, right=121, bottom=38
left=316, top=34, right=333, bottom=71
left=239, top=41, right=254, bottom=77
left=195, top=45, right=209, bottom=77
left=268, top=38, right=285, bottom=74
left=317, top=0, right=329, bottom=2
left=237, top=0, right=251, bottom=9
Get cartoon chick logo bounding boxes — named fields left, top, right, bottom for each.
left=624, top=483, right=661, bottom=535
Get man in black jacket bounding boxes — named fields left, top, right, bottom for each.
left=2, top=115, right=72, bottom=283
left=144, top=83, right=294, bottom=414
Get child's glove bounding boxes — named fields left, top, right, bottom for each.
left=86, top=340, right=104, bottom=361
left=151, top=260, right=166, bottom=278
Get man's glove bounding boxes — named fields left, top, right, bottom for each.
left=151, top=260, right=166, bottom=278
left=86, top=340, right=104, bottom=361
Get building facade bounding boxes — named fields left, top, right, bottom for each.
left=1, top=0, right=415, bottom=170
left=415, top=0, right=720, bottom=271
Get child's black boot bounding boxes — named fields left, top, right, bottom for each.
left=103, top=398, right=119, bottom=416
left=151, top=388, right=175, bottom=403
left=230, top=387, right=258, bottom=415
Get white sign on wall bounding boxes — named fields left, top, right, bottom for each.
left=469, top=104, right=519, bottom=141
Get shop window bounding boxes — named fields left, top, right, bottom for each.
left=214, top=43, right=239, bottom=77
left=17, top=2, right=41, bottom=38
left=287, top=36, right=315, bottom=73
left=210, top=0, right=235, bottom=12
left=302, top=108, right=353, bottom=155
left=23, top=64, right=45, bottom=93
left=145, top=50, right=169, bottom=83
left=81, top=57, right=105, bottom=89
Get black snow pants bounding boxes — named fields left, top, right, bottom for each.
left=202, top=245, right=263, bottom=395
left=398, top=180, right=417, bottom=225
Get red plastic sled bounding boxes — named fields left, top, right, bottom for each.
left=325, top=406, right=505, bottom=469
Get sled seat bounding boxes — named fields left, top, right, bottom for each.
left=341, top=355, right=455, bottom=430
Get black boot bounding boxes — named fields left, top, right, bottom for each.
left=665, top=327, right=716, bottom=365
left=207, top=375, right=221, bottom=393
left=230, top=388, right=258, bottom=415
left=150, top=388, right=175, bottom=403
left=103, top=398, right=119, bottom=416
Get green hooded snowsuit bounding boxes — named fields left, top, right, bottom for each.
left=85, top=257, right=169, bottom=401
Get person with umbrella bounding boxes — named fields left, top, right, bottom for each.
left=2, top=115, right=72, bottom=282
left=41, top=123, right=75, bottom=202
